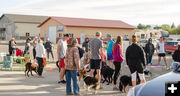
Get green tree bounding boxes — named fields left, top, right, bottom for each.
left=137, top=23, right=146, bottom=29
left=171, top=23, right=176, bottom=29
left=154, top=25, right=161, bottom=29
left=176, top=24, right=180, bottom=34
left=161, top=24, right=171, bottom=32
left=145, top=25, right=152, bottom=29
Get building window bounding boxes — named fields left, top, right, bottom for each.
left=26, top=33, right=30, bottom=37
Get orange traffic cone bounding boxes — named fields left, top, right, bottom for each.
left=50, top=66, right=52, bottom=72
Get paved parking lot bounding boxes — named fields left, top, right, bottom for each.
left=0, top=44, right=173, bottom=96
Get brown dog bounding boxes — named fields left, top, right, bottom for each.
left=25, top=62, right=38, bottom=77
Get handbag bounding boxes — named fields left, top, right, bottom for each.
left=43, top=58, right=47, bottom=67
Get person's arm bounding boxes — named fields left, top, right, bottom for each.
left=57, top=40, right=61, bottom=61
left=155, top=43, right=159, bottom=55
left=42, top=44, right=46, bottom=57
left=140, top=47, right=146, bottom=67
left=118, top=45, right=124, bottom=62
left=100, top=41, right=104, bottom=61
left=73, top=47, right=80, bottom=70
left=125, top=47, right=129, bottom=65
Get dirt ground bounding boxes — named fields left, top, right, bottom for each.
left=0, top=44, right=173, bottom=96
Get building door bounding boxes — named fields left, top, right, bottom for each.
left=48, top=26, right=56, bottom=43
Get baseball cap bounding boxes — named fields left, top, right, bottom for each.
left=107, top=34, right=112, bottom=37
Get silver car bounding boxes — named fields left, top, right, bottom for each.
left=127, top=65, right=180, bottom=96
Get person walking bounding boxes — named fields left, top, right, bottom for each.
left=112, top=36, right=123, bottom=90
left=24, top=38, right=31, bottom=63
left=57, top=34, right=69, bottom=84
left=44, top=38, right=54, bottom=61
left=89, top=31, right=104, bottom=84
left=8, top=38, right=16, bottom=56
left=156, top=37, right=169, bottom=70
left=107, top=34, right=115, bottom=69
left=33, top=37, right=38, bottom=63
left=172, top=44, right=180, bottom=69
left=36, top=39, right=46, bottom=78
left=144, top=38, right=155, bottom=65
left=65, top=38, right=81, bottom=96
left=126, top=35, right=146, bottom=86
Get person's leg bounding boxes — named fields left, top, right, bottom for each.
left=149, top=55, right=153, bottom=64
left=96, top=69, right=101, bottom=83
left=38, top=58, right=44, bottom=76
left=90, top=59, right=95, bottom=77
left=60, top=68, right=65, bottom=80
left=137, top=64, right=146, bottom=84
left=158, top=56, right=161, bottom=65
left=71, top=70, right=80, bottom=95
left=113, top=62, right=121, bottom=88
left=47, top=50, right=49, bottom=59
left=131, top=72, right=137, bottom=87
left=66, top=70, right=72, bottom=94
left=146, top=55, right=149, bottom=65
left=50, top=50, right=54, bottom=59
left=163, top=56, right=168, bottom=67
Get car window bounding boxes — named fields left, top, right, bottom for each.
left=166, top=42, right=178, bottom=46
left=177, top=39, right=180, bottom=41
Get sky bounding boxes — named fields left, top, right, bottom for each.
left=0, top=0, right=180, bottom=26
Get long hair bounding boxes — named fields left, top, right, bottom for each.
left=113, top=36, right=122, bottom=52
left=71, top=38, right=78, bottom=46
left=178, top=44, right=180, bottom=50
left=132, top=35, right=137, bottom=43
left=148, top=38, right=152, bottom=43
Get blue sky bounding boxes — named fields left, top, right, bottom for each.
left=0, top=0, right=180, bottom=26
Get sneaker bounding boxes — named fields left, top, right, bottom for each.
left=113, top=87, right=119, bottom=91
left=66, top=93, right=73, bottom=95
left=58, top=80, right=66, bottom=84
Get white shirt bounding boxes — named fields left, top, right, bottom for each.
left=57, top=39, right=67, bottom=59
left=158, top=42, right=165, bottom=53
left=36, top=43, right=46, bottom=58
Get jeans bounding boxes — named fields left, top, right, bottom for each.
left=113, top=61, right=121, bottom=85
left=36, top=57, right=44, bottom=76
left=66, top=70, right=80, bottom=95
left=146, top=55, right=152, bottom=64
left=46, top=49, right=54, bottom=59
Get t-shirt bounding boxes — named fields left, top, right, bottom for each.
left=158, top=42, right=165, bottom=53
left=89, top=38, right=103, bottom=59
left=57, top=39, right=67, bottom=59
left=82, top=42, right=88, bottom=52
left=107, top=40, right=115, bottom=54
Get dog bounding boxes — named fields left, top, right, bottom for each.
left=79, top=67, right=100, bottom=94
left=101, top=66, right=115, bottom=85
left=119, top=70, right=152, bottom=93
left=25, top=62, right=38, bottom=77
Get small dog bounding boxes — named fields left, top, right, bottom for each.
left=25, top=62, right=38, bottom=77
left=119, top=70, right=152, bottom=93
left=101, top=66, right=114, bottom=85
left=79, top=67, right=100, bottom=93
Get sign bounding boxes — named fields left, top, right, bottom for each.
left=165, top=81, right=180, bottom=96
left=57, top=25, right=64, bottom=32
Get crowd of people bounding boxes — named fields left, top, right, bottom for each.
left=7, top=31, right=180, bottom=96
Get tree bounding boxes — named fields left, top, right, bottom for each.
left=145, top=25, right=152, bottom=29
left=154, top=25, right=161, bottom=30
left=137, top=23, right=146, bottom=29
left=171, top=23, right=176, bottom=29
left=176, top=24, right=180, bottom=34
left=161, top=24, right=171, bottom=32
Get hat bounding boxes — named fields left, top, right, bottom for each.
left=96, top=31, right=102, bottom=36
left=107, top=34, right=112, bottom=37
left=47, top=38, right=50, bottom=41
left=63, top=34, right=69, bottom=37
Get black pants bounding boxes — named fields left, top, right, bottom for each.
left=33, top=48, right=36, bottom=59
left=36, top=57, right=44, bottom=76
left=113, top=61, right=121, bottom=85
left=46, top=49, right=54, bottom=59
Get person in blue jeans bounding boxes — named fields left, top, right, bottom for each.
left=144, top=38, right=154, bottom=65
left=107, top=34, right=115, bottom=69
left=65, top=39, right=81, bottom=96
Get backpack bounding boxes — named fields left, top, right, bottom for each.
left=77, top=47, right=84, bottom=59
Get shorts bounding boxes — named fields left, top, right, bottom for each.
left=59, top=58, right=65, bottom=68
left=158, top=53, right=166, bottom=57
left=107, top=53, right=113, bottom=60
left=90, top=59, right=101, bottom=69
left=128, top=64, right=144, bottom=74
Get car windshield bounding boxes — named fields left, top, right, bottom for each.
left=141, top=40, right=148, bottom=43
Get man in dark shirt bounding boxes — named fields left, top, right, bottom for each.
left=82, top=38, right=89, bottom=52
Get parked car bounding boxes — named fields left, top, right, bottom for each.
left=140, top=39, right=158, bottom=49
left=127, top=65, right=180, bottom=96
left=165, top=41, right=179, bottom=54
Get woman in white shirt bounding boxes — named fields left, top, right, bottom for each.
left=36, top=39, right=46, bottom=78
left=156, top=37, right=169, bottom=70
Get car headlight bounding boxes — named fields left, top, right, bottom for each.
left=127, top=87, right=135, bottom=96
